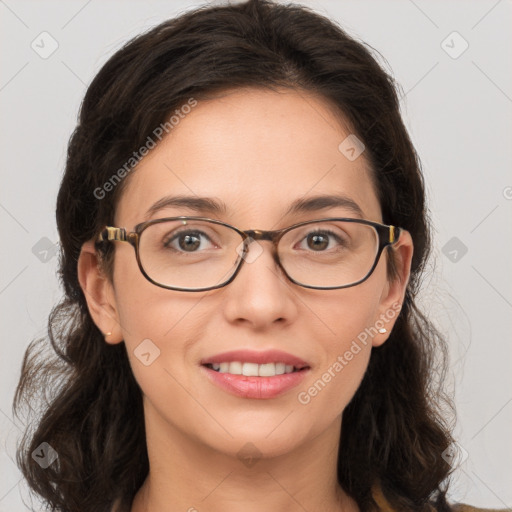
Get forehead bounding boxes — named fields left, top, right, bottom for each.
left=115, top=87, right=381, bottom=229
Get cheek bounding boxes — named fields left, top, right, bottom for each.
left=297, top=344, right=371, bottom=425
left=113, top=284, right=206, bottom=437
left=296, top=279, right=385, bottom=419
left=112, top=247, right=197, bottom=338
left=111, top=251, right=200, bottom=385
left=308, top=273, right=384, bottom=352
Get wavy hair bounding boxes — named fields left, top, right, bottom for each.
left=13, top=1, right=455, bottom=510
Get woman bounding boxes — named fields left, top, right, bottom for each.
left=13, top=1, right=502, bottom=511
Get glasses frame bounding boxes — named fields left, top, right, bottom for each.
left=96, top=216, right=402, bottom=292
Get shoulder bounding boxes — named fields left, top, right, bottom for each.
left=451, top=505, right=510, bottom=512
left=371, top=482, right=508, bottom=512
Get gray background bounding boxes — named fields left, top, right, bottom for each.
left=1, top=0, right=511, bottom=510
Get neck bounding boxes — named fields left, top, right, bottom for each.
left=131, top=403, right=358, bottom=512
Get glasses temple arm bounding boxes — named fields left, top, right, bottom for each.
left=390, top=226, right=402, bottom=244
left=97, top=226, right=127, bottom=242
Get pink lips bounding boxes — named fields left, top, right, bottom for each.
left=200, top=349, right=311, bottom=399
left=200, top=349, right=309, bottom=368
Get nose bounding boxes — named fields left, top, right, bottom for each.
left=220, top=237, right=298, bottom=330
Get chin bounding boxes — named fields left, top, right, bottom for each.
left=199, top=416, right=314, bottom=459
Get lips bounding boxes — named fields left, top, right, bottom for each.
left=200, top=349, right=310, bottom=368
left=200, top=349, right=311, bottom=399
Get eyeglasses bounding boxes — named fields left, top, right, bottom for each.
left=96, top=216, right=402, bottom=292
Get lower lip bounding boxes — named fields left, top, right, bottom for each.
left=201, top=365, right=310, bottom=399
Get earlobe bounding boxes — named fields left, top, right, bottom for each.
left=372, top=229, right=413, bottom=347
left=77, top=240, right=123, bottom=345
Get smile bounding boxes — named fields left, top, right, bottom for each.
left=203, top=361, right=303, bottom=376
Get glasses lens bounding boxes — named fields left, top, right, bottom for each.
left=137, top=219, right=381, bottom=290
left=138, top=219, right=243, bottom=290
left=278, top=220, right=379, bottom=288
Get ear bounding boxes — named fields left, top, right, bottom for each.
left=77, top=240, right=123, bottom=345
left=372, top=229, right=414, bottom=347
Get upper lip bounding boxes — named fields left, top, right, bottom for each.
left=200, top=349, right=310, bottom=369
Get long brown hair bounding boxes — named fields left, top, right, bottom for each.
left=13, top=1, right=455, bottom=510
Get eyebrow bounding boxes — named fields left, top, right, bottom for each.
left=144, top=195, right=227, bottom=219
left=143, top=193, right=365, bottom=220
left=286, top=194, right=364, bottom=219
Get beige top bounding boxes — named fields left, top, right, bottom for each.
left=112, top=487, right=508, bottom=512
left=372, top=483, right=508, bottom=512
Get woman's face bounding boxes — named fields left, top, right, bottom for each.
left=81, top=87, right=412, bottom=460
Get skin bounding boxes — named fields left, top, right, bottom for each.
left=78, top=87, right=413, bottom=512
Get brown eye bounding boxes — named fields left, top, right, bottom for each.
left=297, top=229, right=347, bottom=252
left=307, top=233, right=329, bottom=251
left=164, top=230, right=214, bottom=252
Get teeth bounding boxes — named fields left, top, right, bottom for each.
left=243, top=362, right=259, bottom=376
left=207, top=361, right=301, bottom=376
left=228, top=361, right=243, bottom=375
left=275, top=363, right=285, bottom=375
left=259, top=363, right=277, bottom=376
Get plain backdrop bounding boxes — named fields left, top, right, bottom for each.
left=1, top=0, right=511, bottom=510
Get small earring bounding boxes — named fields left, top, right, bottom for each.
left=378, top=328, right=387, bottom=334
left=104, top=331, right=112, bottom=338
